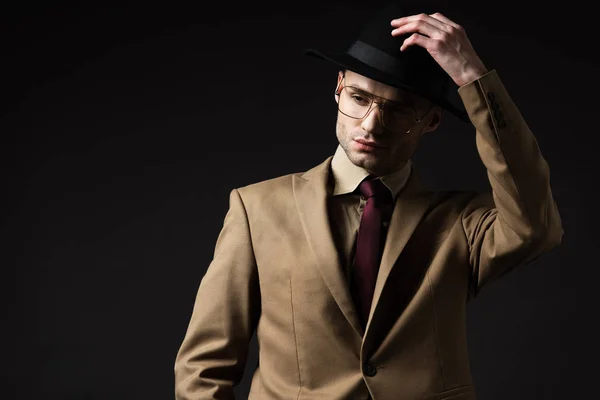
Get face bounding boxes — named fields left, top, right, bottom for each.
left=334, top=70, right=443, bottom=176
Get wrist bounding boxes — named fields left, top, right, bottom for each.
left=457, top=66, right=488, bottom=87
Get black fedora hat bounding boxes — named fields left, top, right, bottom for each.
left=305, top=3, right=470, bottom=123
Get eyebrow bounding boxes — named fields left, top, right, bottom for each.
left=345, top=83, right=416, bottom=106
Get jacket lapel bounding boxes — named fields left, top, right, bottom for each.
left=365, top=170, right=433, bottom=334
left=293, top=157, right=433, bottom=339
left=293, top=156, right=364, bottom=337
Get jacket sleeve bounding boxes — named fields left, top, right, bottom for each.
left=457, top=69, right=564, bottom=298
left=174, top=188, right=261, bottom=399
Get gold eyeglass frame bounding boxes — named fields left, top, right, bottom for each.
left=334, top=73, right=435, bottom=134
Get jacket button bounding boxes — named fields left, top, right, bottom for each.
left=363, top=363, right=377, bottom=377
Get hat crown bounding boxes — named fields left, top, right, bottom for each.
left=353, top=3, right=448, bottom=87
left=357, top=4, right=407, bottom=55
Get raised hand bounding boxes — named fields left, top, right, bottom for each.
left=391, top=13, right=488, bottom=87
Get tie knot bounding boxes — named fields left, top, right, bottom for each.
left=358, top=178, right=392, bottom=204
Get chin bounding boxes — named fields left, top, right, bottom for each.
left=349, top=152, right=387, bottom=174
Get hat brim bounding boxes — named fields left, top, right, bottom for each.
left=305, top=48, right=470, bottom=123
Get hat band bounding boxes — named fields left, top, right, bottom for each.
left=347, top=41, right=400, bottom=76
left=346, top=40, right=447, bottom=99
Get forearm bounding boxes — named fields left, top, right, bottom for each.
left=460, top=69, right=562, bottom=240
left=458, top=70, right=563, bottom=291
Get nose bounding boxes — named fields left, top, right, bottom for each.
left=360, top=104, right=385, bottom=134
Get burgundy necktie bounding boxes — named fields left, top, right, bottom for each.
left=353, top=177, right=394, bottom=328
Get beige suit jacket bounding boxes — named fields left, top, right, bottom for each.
left=174, top=70, right=563, bottom=400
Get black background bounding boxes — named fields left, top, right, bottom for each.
left=2, top=1, right=598, bottom=398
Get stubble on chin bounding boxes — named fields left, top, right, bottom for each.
left=337, top=122, right=381, bottom=173
left=345, top=145, right=389, bottom=175
left=336, top=121, right=414, bottom=176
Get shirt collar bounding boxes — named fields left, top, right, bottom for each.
left=330, top=144, right=412, bottom=199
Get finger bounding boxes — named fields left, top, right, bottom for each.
left=400, top=33, right=425, bottom=51
left=428, top=12, right=462, bottom=30
left=391, top=19, right=443, bottom=39
left=391, top=13, right=450, bottom=32
left=400, top=32, right=441, bottom=52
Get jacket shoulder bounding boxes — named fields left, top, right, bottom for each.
left=233, top=170, right=305, bottom=216
left=237, top=172, right=298, bottom=196
left=235, top=157, right=332, bottom=203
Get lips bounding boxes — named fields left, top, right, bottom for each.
left=354, top=138, right=384, bottom=148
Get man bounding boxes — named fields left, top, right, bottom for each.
left=174, top=3, right=563, bottom=400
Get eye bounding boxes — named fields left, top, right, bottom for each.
left=386, top=104, right=415, bottom=118
left=390, top=107, right=414, bottom=116
left=351, top=95, right=369, bottom=105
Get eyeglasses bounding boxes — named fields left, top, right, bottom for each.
left=335, top=76, right=434, bottom=134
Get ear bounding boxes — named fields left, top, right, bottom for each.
left=334, top=70, right=344, bottom=104
left=425, top=107, right=443, bottom=132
